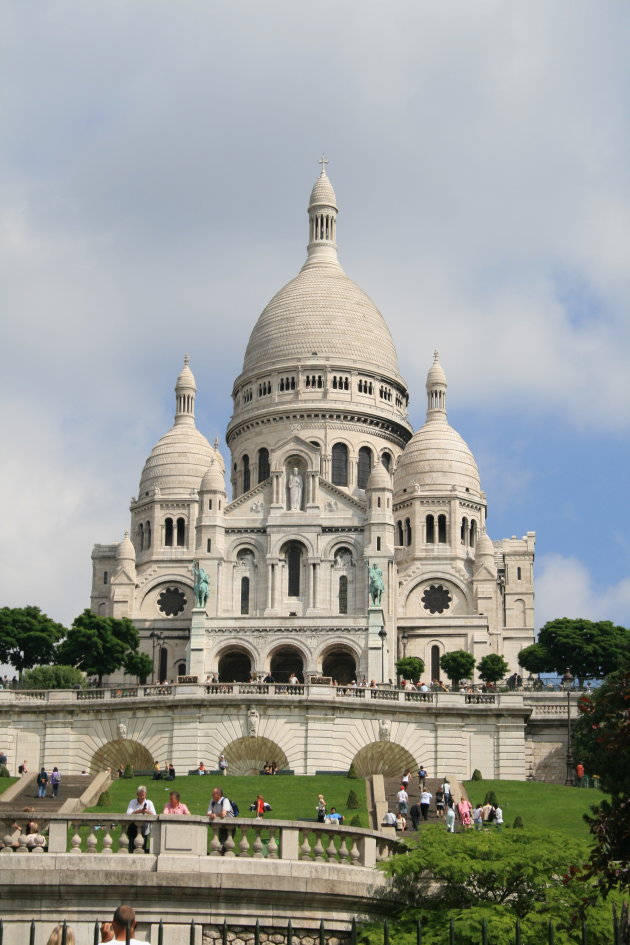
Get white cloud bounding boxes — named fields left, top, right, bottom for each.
left=536, top=553, right=630, bottom=630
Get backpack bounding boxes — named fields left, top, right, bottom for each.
left=230, top=801, right=239, bottom=817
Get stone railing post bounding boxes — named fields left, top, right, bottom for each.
left=357, top=834, right=377, bottom=869
left=280, top=824, right=300, bottom=860
left=47, top=821, right=69, bottom=853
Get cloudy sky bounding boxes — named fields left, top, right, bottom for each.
left=1, top=0, right=629, bottom=635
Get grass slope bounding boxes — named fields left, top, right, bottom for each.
left=86, top=774, right=368, bottom=825
left=463, top=779, right=602, bottom=840
left=0, top=777, right=19, bottom=796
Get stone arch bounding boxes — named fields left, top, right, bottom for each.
left=91, top=738, right=154, bottom=775
left=321, top=643, right=357, bottom=685
left=403, top=573, right=472, bottom=616
left=217, top=645, right=254, bottom=682
left=351, top=741, right=417, bottom=778
left=223, top=736, right=289, bottom=775
left=268, top=643, right=305, bottom=683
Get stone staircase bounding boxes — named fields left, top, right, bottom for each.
left=382, top=775, right=466, bottom=832
left=0, top=775, right=94, bottom=813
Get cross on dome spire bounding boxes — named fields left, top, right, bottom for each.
left=184, top=353, right=190, bottom=366
left=433, top=349, right=440, bottom=362
left=318, top=154, right=329, bottom=175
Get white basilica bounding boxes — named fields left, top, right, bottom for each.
left=91, top=165, right=535, bottom=687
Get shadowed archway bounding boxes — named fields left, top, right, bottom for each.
left=223, top=737, right=289, bottom=775
left=92, top=739, right=154, bottom=775
left=351, top=742, right=417, bottom=777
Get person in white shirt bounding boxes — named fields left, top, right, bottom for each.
left=101, top=904, right=149, bottom=944
left=207, top=786, right=234, bottom=819
left=420, top=790, right=433, bottom=821
left=382, top=809, right=397, bottom=827
left=445, top=805, right=456, bottom=833
left=397, top=785, right=409, bottom=814
left=493, top=805, right=503, bottom=830
left=125, top=786, right=156, bottom=853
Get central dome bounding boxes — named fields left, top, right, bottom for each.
left=242, top=265, right=400, bottom=377
left=240, top=166, right=402, bottom=383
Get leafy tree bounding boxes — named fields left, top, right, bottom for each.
left=124, top=650, right=154, bottom=683
left=477, top=653, right=509, bottom=684
left=55, top=610, right=144, bottom=685
left=0, top=606, right=66, bottom=675
left=518, top=618, right=630, bottom=683
left=362, top=827, right=616, bottom=945
left=440, top=650, right=475, bottom=688
left=21, top=664, right=85, bottom=690
left=573, top=667, right=630, bottom=894
left=395, top=656, right=425, bottom=683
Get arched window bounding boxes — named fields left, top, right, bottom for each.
left=431, top=645, right=441, bottom=682
left=258, top=447, right=270, bottom=483
left=376, top=537, right=381, bottom=550
left=103, top=571, right=108, bottom=585
left=397, top=521, right=404, bottom=546
left=164, top=517, right=173, bottom=547
left=331, top=443, right=348, bottom=486
left=405, top=518, right=412, bottom=546
left=158, top=647, right=168, bottom=683
left=357, top=446, right=372, bottom=489
left=338, top=575, right=348, bottom=614
left=426, top=514, right=435, bottom=543
left=438, top=514, right=447, bottom=543
left=287, top=544, right=302, bottom=597
left=381, top=452, right=392, bottom=472
left=138, top=523, right=144, bottom=551
left=517, top=566, right=522, bottom=581
left=242, top=455, right=250, bottom=493
left=176, top=517, right=186, bottom=547
left=470, top=520, right=477, bottom=547
left=177, top=662, right=186, bottom=677
left=461, top=517, right=468, bottom=545
left=240, top=576, right=250, bottom=615
left=145, top=522, right=151, bottom=549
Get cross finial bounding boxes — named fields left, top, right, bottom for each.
left=433, top=348, right=439, bottom=362
left=184, top=353, right=190, bottom=366
left=318, top=154, right=329, bottom=175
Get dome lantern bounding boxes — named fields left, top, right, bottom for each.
left=426, top=349, right=447, bottom=420
left=303, top=155, right=339, bottom=271
left=175, top=354, right=196, bottom=426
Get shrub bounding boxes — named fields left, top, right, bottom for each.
left=123, top=764, right=133, bottom=779
left=0, top=765, right=10, bottom=778
left=346, top=763, right=358, bottom=779
left=471, top=769, right=483, bottom=781
left=483, top=790, right=498, bottom=807
left=349, top=814, right=361, bottom=827
left=346, top=789, right=359, bottom=809
left=513, top=816, right=524, bottom=829
left=97, top=790, right=111, bottom=807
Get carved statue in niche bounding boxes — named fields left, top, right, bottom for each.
left=192, top=560, right=210, bottom=608
left=117, top=722, right=127, bottom=740
left=288, top=467, right=303, bottom=511
left=247, top=706, right=259, bottom=737
left=369, top=562, right=384, bottom=606
left=378, top=719, right=391, bottom=742
left=335, top=549, right=352, bottom=568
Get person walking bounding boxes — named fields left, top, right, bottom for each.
left=420, top=788, right=433, bottom=822
left=316, top=794, right=327, bottom=822
left=37, top=767, right=49, bottom=798
left=409, top=800, right=422, bottom=830
left=493, top=805, right=503, bottom=830
left=435, top=787, right=445, bottom=818
left=397, top=784, right=409, bottom=815
left=445, top=805, right=456, bottom=833
left=50, top=767, right=61, bottom=798
left=418, top=765, right=427, bottom=791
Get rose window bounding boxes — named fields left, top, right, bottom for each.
left=157, top=587, right=187, bottom=617
left=421, top=584, right=452, bottom=614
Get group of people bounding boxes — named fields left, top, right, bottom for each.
left=383, top=768, right=504, bottom=834
left=315, top=794, right=345, bottom=824
left=36, top=766, right=62, bottom=797
left=151, top=761, right=176, bottom=780
left=43, top=904, right=148, bottom=945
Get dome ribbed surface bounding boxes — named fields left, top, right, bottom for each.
left=200, top=461, right=227, bottom=492
left=366, top=461, right=392, bottom=490
left=116, top=534, right=135, bottom=560
left=242, top=267, right=401, bottom=377
left=139, top=425, right=218, bottom=496
left=394, top=420, right=481, bottom=497
left=309, top=172, right=337, bottom=208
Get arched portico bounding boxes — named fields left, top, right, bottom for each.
left=92, top=738, right=154, bottom=775
left=218, top=646, right=253, bottom=682
left=351, top=741, right=417, bottom=777
left=223, top=736, right=289, bottom=775
left=321, top=644, right=357, bottom=684
left=269, top=644, right=304, bottom=683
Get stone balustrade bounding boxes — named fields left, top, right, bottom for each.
left=0, top=813, right=396, bottom=868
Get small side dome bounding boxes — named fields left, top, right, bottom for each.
left=116, top=531, right=135, bottom=561
left=394, top=420, right=481, bottom=498
left=366, top=461, right=392, bottom=491
left=475, top=531, right=494, bottom=558
left=200, top=460, right=226, bottom=493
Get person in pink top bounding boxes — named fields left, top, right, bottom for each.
left=162, top=791, right=191, bottom=815
left=457, top=797, right=473, bottom=828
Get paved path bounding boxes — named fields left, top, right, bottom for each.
left=383, top=774, right=468, bottom=834
left=0, top=775, right=93, bottom=812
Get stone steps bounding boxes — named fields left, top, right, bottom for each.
left=0, top=775, right=93, bottom=812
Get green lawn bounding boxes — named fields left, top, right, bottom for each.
left=86, top=774, right=368, bottom=825
left=0, top=776, right=19, bottom=796
left=462, top=779, right=603, bottom=840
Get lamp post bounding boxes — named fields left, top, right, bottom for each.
left=562, top=667, right=574, bottom=785
left=149, top=630, right=166, bottom=684
left=378, top=626, right=387, bottom=684
left=401, top=631, right=408, bottom=659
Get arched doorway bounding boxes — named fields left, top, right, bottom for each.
left=270, top=645, right=304, bottom=683
left=223, top=736, right=289, bottom=775
left=218, top=648, right=252, bottom=682
left=92, top=738, right=154, bottom=776
left=351, top=741, right=417, bottom=777
left=322, top=646, right=357, bottom=684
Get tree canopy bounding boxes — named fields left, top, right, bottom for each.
left=477, top=653, right=510, bottom=684
left=0, top=606, right=66, bottom=674
left=395, top=656, right=425, bottom=683
left=21, top=664, right=85, bottom=690
left=55, top=610, right=146, bottom=684
left=440, top=649, right=475, bottom=686
left=518, top=618, right=630, bottom=681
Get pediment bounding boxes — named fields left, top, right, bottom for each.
left=319, top=478, right=366, bottom=514
left=226, top=479, right=273, bottom=514
left=111, top=565, right=136, bottom=585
